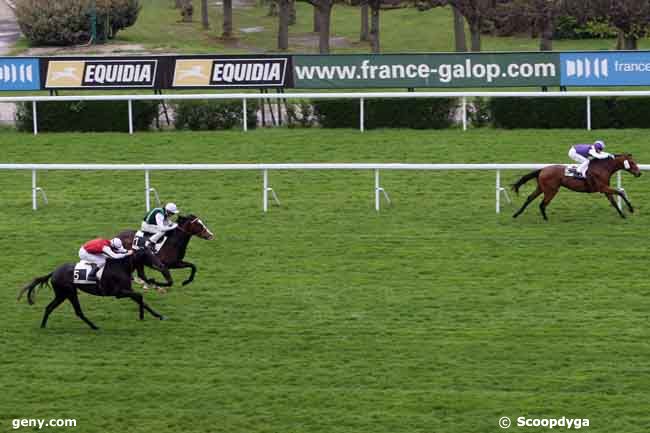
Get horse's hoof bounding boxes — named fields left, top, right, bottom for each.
left=182, top=280, right=191, bottom=286
left=156, top=287, right=167, bottom=295
left=134, top=277, right=145, bottom=285
left=143, top=285, right=150, bottom=292
left=160, top=315, right=168, bottom=321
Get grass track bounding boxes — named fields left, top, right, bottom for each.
left=1, top=129, right=650, bottom=432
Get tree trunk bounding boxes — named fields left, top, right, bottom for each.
left=370, top=3, right=379, bottom=53
left=539, top=13, right=553, bottom=51
left=452, top=5, right=466, bottom=52
left=616, top=30, right=624, bottom=50
left=223, top=0, right=233, bottom=38
left=181, top=0, right=193, bottom=22
left=201, top=0, right=209, bottom=29
left=360, top=0, right=369, bottom=42
left=278, top=0, right=289, bottom=50
left=289, top=0, right=296, bottom=25
left=313, top=6, right=320, bottom=32
left=318, top=4, right=332, bottom=54
left=175, top=0, right=182, bottom=8
left=624, top=35, right=638, bottom=50
left=469, top=19, right=481, bottom=51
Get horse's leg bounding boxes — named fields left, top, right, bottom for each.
left=539, top=189, right=559, bottom=221
left=40, top=294, right=66, bottom=328
left=116, top=290, right=145, bottom=320
left=68, top=290, right=99, bottom=330
left=173, top=261, right=197, bottom=286
left=605, top=193, right=626, bottom=218
left=513, top=187, right=542, bottom=218
left=598, top=185, right=634, bottom=215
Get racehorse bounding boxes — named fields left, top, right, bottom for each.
left=19, top=247, right=172, bottom=330
left=117, top=214, right=214, bottom=287
left=512, top=153, right=641, bottom=220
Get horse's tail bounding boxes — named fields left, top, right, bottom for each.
left=512, top=169, right=542, bottom=194
left=18, top=272, right=53, bottom=305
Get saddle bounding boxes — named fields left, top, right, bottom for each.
left=564, top=165, right=585, bottom=179
left=132, top=230, right=166, bottom=252
left=74, top=261, right=104, bottom=285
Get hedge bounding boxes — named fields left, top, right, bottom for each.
left=488, top=97, right=650, bottom=129
left=312, top=98, right=457, bottom=129
left=16, top=100, right=159, bottom=132
left=174, top=100, right=258, bottom=130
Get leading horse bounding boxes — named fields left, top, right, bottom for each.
left=512, top=153, right=641, bottom=220
left=117, top=214, right=214, bottom=287
left=19, top=247, right=172, bottom=330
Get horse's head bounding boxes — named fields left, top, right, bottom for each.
left=177, top=214, right=215, bottom=240
left=133, top=245, right=167, bottom=273
left=616, top=154, right=642, bottom=178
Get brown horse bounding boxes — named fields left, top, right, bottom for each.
left=512, top=154, right=641, bottom=220
left=117, top=214, right=214, bottom=287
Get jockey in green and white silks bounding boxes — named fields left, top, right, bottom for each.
left=141, top=202, right=179, bottom=244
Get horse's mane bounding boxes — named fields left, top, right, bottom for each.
left=177, top=214, right=197, bottom=225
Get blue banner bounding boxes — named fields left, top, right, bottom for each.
left=561, top=52, right=650, bottom=86
left=0, top=58, right=40, bottom=91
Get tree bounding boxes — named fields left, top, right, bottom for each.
left=201, top=0, right=209, bottom=29
left=607, top=0, right=650, bottom=49
left=278, top=0, right=290, bottom=49
left=452, top=5, right=467, bottom=51
left=369, top=0, right=381, bottom=52
left=420, top=0, right=496, bottom=51
left=360, top=0, right=369, bottom=41
left=223, top=0, right=233, bottom=38
left=301, top=0, right=335, bottom=53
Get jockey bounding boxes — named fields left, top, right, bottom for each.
left=79, top=237, right=132, bottom=280
left=568, top=140, right=613, bottom=179
left=141, top=202, right=179, bottom=245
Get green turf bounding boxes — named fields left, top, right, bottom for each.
left=1, top=129, right=650, bottom=432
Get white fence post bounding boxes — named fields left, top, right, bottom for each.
left=32, top=101, right=38, bottom=135
left=375, top=169, right=380, bottom=211
left=32, top=169, right=37, bottom=210
left=360, top=97, right=365, bottom=132
left=462, top=97, right=467, bottom=131
left=496, top=169, right=501, bottom=214
left=243, top=98, right=248, bottom=132
left=586, top=96, right=591, bottom=131
left=128, top=99, right=133, bottom=135
left=263, top=169, right=269, bottom=213
left=145, top=170, right=151, bottom=212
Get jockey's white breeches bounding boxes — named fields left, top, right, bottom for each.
left=79, top=247, right=106, bottom=267
left=568, top=147, right=590, bottom=175
left=140, top=222, right=166, bottom=243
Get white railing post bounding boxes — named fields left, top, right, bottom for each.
left=32, top=169, right=37, bottom=210
left=145, top=170, right=151, bottom=212
left=32, top=101, right=38, bottom=135
left=586, top=96, right=591, bottom=131
left=243, top=98, right=248, bottom=132
left=375, top=169, right=380, bottom=212
left=128, top=99, right=133, bottom=135
left=360, top=97, right=365, bottom=132
left=263, top=169, right=269, bottom=213
left=462, top=97, right=467, bottom=131
left=496, top=169, right=501, bottom=214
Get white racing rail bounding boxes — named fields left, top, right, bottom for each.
left=0, top=163, right=643, bottom=213
left=5, top=90, right=650, bottom=133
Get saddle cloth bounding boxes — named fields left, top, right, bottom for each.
left=132, top=230, right=166, bottom=252
left=564, top=165, right=585, bottom=179
left=73, top=261, right=104, bottom=285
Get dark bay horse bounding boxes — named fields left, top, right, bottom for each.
left=117, top=214, right=214, bottom=287
left=19, top=247, right=172, bottom=330
left=512, top=154, right=641, bottom=220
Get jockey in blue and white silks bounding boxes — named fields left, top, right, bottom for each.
left=568, top=140, right=613, bottom=178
